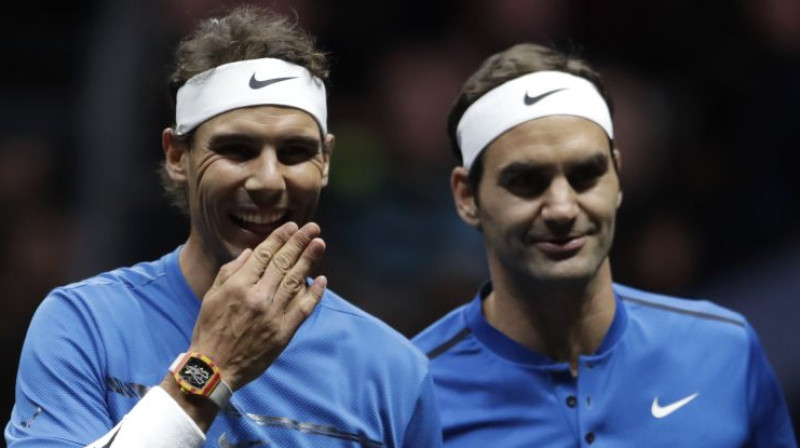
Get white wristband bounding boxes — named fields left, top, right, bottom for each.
left=86, top=386, right=205, bottom=448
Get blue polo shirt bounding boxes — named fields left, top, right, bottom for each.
left=6, top=247, right=442, bottom=447
left=413, top=282, right=796, bottom=447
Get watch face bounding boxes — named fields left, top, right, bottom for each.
left=180, top=357, right=214, bottom=388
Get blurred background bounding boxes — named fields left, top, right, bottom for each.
left=2, top=0, right=799, bottom=431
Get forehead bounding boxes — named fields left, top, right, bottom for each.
left=482, top=115, right=610, bottom=170
left=194, top=105, right=321, bottom=141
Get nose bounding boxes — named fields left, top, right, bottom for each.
left=243, top=150, right=285, bottom=198
left=541, top=177, right=578, bottom=227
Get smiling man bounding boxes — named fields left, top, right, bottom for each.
left=5, top=6, right=441, bottom=448
left=412, top=43, right=796, bottom=447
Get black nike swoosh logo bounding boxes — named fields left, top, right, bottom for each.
left=524, top=88, right=566, bottom=106
left=249, top=74, right=297, bottom=90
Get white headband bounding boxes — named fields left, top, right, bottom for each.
left=175, top=58, right=327, bottom=135
left=456, top=70, right=613, bottom=169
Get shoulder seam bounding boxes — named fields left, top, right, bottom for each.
left=318, top=302, right=370, bottom=320
left=622, top=296, right=744, bottom=327
left=316, top=301, right=421, bottom=353
left=426, top=327, right=472, bottom=360
left=61, top=270, right=167, bottom=292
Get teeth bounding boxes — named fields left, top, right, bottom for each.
left=232, top=211, right=284, bottom=225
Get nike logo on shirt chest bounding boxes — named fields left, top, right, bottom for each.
left=651, top=392, right=699, bottom=418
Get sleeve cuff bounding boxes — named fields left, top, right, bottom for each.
left=87, top=386, right=206, bottom=447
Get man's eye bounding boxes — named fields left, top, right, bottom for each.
left=569, top=165, right=604, bottom=191
left=500, top=173, right=549, bottom=197
left=214, top=144, right=257, bottom=160
left=278, top=146, right=317, bottom=165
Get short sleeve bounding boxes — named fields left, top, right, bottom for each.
left=401, top=371, right=443, bottom=448
left=745, top=322, right=797, bottom=447
left=5, top=290, right=113, bottom=447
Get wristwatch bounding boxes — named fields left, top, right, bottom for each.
left=169, top=352, right=233, bottom=409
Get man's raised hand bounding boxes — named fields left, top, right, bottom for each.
left=190, top=222, right=327, bottom=390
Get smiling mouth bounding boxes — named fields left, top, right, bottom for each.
left=532, top=235, right=587, bottom=257
left=230, top=210, right=288, bottom=234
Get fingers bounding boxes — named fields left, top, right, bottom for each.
left=255, top=222, right=321, bottom=301
left=237, top=222, right=299, bottom=283
left=284, top=275, right=327, bottom=327
left=270, top=237, right=326, bottom=308
left=190, top=222, right=327, bottom=392
left=213, top=248, right=252, bottom=288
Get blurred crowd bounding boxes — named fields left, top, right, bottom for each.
left=2, top=0, right=799, bottom=430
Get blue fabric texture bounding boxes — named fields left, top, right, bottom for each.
left=6, top=247, right=442, bottom=448
left=413, top=282, right=796, bottom=448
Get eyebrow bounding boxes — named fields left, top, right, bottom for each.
left=499, top=161, right=551, bottom=179
left=280, top=135, right=323, bottom=150
left=570, top=153, right=610, bottom=172
left=498, top=152, right=609, bottom=178
left=207, top=133, right=321, bottom=149
left=207, top=133, right=261, bottom=149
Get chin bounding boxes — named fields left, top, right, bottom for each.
left=528, top=258, right=603, bottom=284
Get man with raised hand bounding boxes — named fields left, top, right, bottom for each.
left=6, top=6, right=441, bottom=447
left=412, top=43, right=796, bottom=447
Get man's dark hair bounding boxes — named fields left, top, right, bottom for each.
left=161, top=5, right=329, bottom=213
left=447, top=43, right=615, bottom=191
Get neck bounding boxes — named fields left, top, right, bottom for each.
left=178, top=233, right=222, bottom=300
left=483, top=260, right=616, bottom=375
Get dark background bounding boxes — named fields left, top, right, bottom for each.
left=2, top=0, right=799, bottom=433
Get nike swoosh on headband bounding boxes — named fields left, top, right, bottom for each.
left=249, top=74, right=297, bottom=90
left=523, top=88, right=567, bottom=106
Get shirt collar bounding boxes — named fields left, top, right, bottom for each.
left=465, top=281, right=628, bottom=367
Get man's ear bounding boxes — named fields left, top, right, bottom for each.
left=320, top=133, right=334, bottom=187
left=613, top=148, right=623, bottom=208
left=162, top=128, right=188, bottom=182
left=451, top=166, right=481, bottom=228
